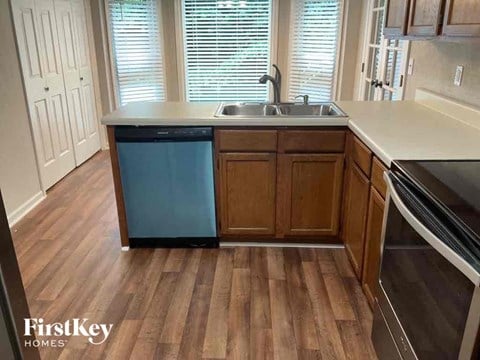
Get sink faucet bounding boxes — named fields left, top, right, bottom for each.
left=295, top=94, right=309, bottom=105
left=259, top=64, right=282, bottom=104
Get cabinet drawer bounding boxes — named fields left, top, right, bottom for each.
left=371, top=157, right=388, bottom=199
left=216, top=130, right=277, bottom=152
left=351, top=135, right=372, bottom=176
left=278, top=130, right=346, bottom=153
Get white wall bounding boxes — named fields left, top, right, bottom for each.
left=0, top=1, right=44, bottom=224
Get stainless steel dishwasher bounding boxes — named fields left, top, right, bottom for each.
left=115, top=126, right=217, bottom=248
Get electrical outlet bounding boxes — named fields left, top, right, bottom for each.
left=454, top=65, right=464, bottom=86
left=407, top=58, right=414, bottom=75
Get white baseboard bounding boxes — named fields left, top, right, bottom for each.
left=7, top=191, right=46, bottom=227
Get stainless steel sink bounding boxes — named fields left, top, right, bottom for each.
left=216, top=103, right=279, bottom=117
left=214, top=102, right=347, bottom=118
left=277, top=103, right=346, bottom=117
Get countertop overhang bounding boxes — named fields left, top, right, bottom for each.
left=101, top=92, right=480, bottom=167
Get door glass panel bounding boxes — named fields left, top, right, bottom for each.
left=361, top=0, right=409, bottom=101
left=381, top=203, right=474, bottom=359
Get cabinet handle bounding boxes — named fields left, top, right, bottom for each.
left=44, top=87, right=49, bottom=92
left=375, top=81, right=383, bottom=88
left=370, top=79, right=378, bottom=87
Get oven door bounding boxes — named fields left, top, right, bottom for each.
left=376, top=171, right=480, bottom=360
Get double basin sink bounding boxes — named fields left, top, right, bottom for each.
left=214, top=102, right=347, bottom=118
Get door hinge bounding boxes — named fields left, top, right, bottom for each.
left=361, top=62, right=365, bottom=73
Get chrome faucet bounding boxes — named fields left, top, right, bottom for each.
left=259, top=64, right=282, bottom=104
left=295, top=94, right=309, bottom=105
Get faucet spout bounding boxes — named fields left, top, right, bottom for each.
left=259, top=72, right=281, bottom=104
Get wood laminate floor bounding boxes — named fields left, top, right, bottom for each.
left=11, top=151, right=377, bottom=360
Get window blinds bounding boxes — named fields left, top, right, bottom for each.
left=182, top=0, right=272, bottom=102
left=108, top=0, right=166, bottom=105
left=288, top=0, right=342, bottom=102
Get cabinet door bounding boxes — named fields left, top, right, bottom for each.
left=407, top=0, right=443, bottom=36
left=218, top=153, right=276, bottom=236
left=362, top=187, right=385, bottom=309
left=12, top=0, right=75, bottom=189
left=278, top=154, right=344, bottom=237
left=443, top=0, right=480, bottom=36
left=343, top=162, right=370, bottom=279
left=384, top=0, right=410, bottom=36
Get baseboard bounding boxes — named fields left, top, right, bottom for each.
left=7, top=191, right=46, bottom=227
left=220, top=242, right=345, bottom=249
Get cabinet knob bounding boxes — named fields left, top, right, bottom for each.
left=375, top=81, right=383, bottom=88
left=370, top=79, right=378, bottom=87
left=80, top=77, right=84, bottom=81
left=44, top=87, right=49, bottom=92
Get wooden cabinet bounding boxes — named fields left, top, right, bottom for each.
left=385, top=0, right=480, bottom=38
left=218, top=153, right=277, bottom=236
left=362, top=187, right=386, bottom=308
left=277, top=154, right=344, bottom=237
left=343, top=162, right=370, bottom=279
left=384, top=0, right=410, bottom=36
left=443, top=0, right=480, bottom=36
left=407, top=0, right=444, bottom=36
left=215, top=128, right=346, bottom=241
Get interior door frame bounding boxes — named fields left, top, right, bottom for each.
left=357, top=0, right=410, bottom=101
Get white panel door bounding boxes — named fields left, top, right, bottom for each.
left=71, top=0, right=100, bottom=159
left=54, top=0, right=100, bottom=166
left=12, top=0, right=76, bottom=190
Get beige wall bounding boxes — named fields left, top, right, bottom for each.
left=337, top=0, right=364, bottom=100
left=0, top=1, right=43, bottom=219
left=405, top=40, right=480, bottom=107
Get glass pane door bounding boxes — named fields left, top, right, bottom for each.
left=360, top=0, right=409, bottom=101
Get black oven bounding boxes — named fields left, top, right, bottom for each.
left=372, top=161, right=480, bottom=360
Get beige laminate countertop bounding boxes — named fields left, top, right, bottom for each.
left=101, top=99, right=480, bottom=167
left=336, top=100, right=480, bottom=166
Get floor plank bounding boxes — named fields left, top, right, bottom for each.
left=10, top=151, right=377, bottom=359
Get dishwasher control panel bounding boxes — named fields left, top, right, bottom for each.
left=115, top=126, right=213, bottom=142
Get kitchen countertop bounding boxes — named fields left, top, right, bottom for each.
left=101, top=92, right=480, bottom=166
left=100, top=102, right=350, bottom=127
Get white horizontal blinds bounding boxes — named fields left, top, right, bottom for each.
left=108, top=0, right=166, bottom=105
left=182, top=0, right=272, bottom=102
left=288, top=0, right=341, bottom=102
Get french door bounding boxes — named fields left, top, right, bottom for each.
left=359, top=0, right=409, bottom=101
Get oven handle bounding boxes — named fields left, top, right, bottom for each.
left=384, top=171, right=480, bottom=286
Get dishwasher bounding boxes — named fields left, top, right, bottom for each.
left=115, top=126, right=217, bottom=248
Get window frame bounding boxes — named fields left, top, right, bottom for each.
left=104, top=0, right=168, bottom=107
left=174, top=0, right=279, bottom=102
left=285, top=0, right=345, bottom=102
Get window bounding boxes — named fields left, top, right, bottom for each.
left=288, top=0, right=342, bottom=102
left=107, top=0, right=166, bottom=105
left=181, top=0, right=272, bottom=102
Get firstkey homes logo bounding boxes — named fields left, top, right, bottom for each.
left=24, top=318, right=113, bottom=348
